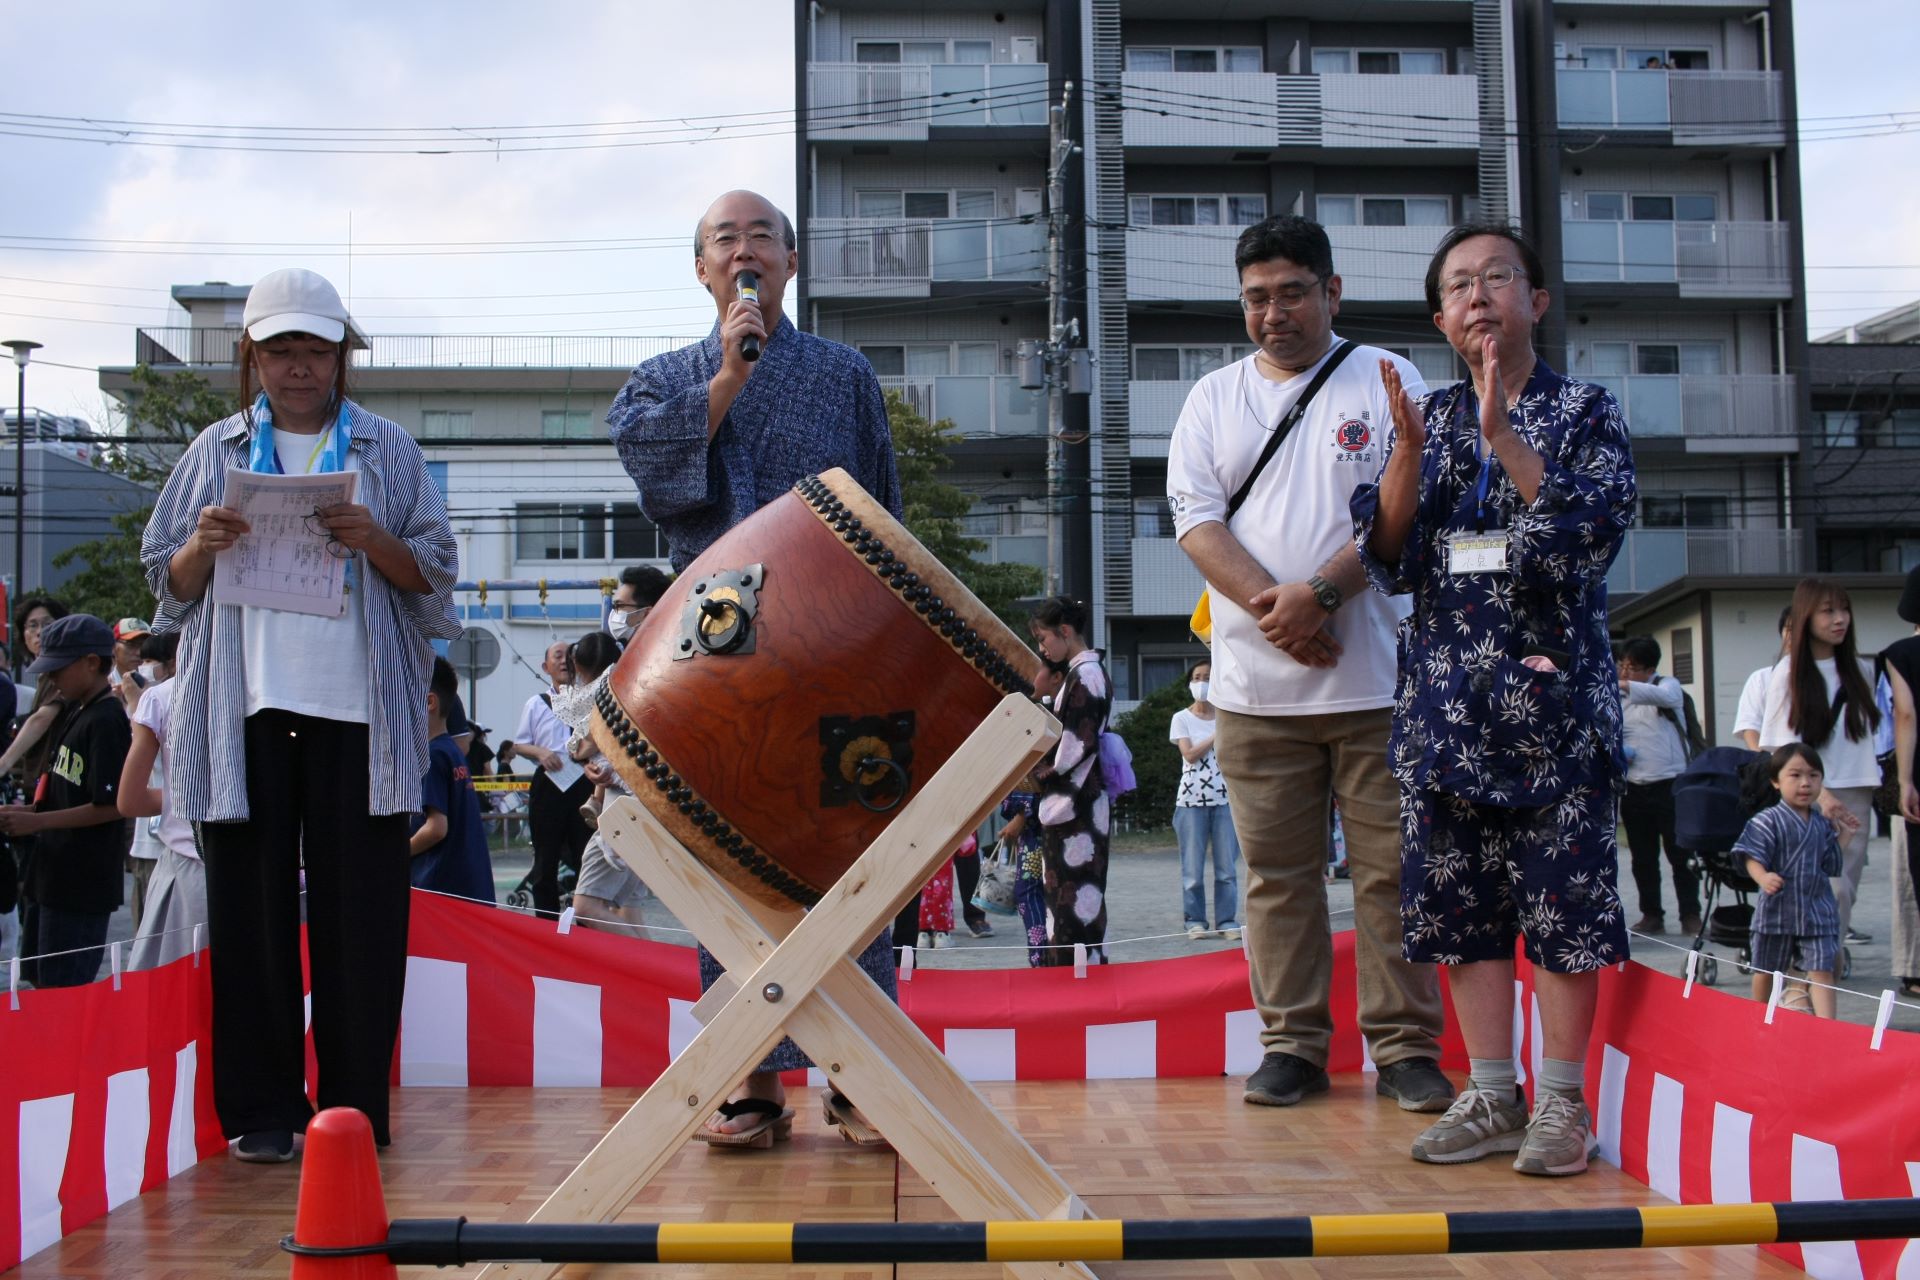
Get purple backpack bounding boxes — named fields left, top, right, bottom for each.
left=1098, top=731, right=1136, bottom=799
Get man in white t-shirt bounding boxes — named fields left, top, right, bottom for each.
left=1733, top=606, right=1792, bottom=750
left=1168, top=214, right=1449, bottom=1113
left=501, top=639, right=592, bottom=916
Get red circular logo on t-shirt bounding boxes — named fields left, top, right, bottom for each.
left=1335, top=419, right=1372, bottom=452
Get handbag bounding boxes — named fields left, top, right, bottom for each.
left=1189, top=341, right=1358, bottom=643
left=970, top=838, right=1019, bottom=916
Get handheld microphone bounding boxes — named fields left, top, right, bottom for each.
left=736, top=270, right=762, bottom=363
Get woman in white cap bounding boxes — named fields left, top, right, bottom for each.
left=140, top=267, right=458, bottom=1162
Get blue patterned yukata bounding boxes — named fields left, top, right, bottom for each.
left=1733, top=804, right=1842, bottom=974
left=606, top=315, right=903, bottom=1071
left=1351, top=361, right=1637, bottom=973
left=607, top=315, right=901, bottom=571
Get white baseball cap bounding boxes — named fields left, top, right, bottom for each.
left=243, top=268, right=349, bottom=343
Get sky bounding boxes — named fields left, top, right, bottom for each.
left=2, top=1, right=1916, bottom=425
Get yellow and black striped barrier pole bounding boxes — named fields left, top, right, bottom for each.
left=292, top=1200, right=1920, bottom=1267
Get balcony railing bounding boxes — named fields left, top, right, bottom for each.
left=1325, top=224, right=1448, bottom=302
left=807, top=62, right=1049, bottom=141
left=1557, top=69, right=1785, bottom=145
left=1608, top=527, right=1805, bottom=596
left=1577, top=373, right=1799, bottom=450
left=807, top=217, right=1046, bottom=296
left=133, top=327, right=692, bottom=369
left=877, top=374, right=1044, bottom=438
left=1122, top=71, right=1477, bottom=150
left=1130, top=536, right=1204, bottom=618
left=1125, top=225, right=1241, bottom=302
left=1562, top=220, right=1791, bottom=297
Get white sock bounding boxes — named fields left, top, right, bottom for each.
left=1467, top=1056, right=1518, bottom=1098
left=1537, top=1057, right=1586, bottom=1100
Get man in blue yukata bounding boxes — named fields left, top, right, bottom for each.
left=1352, top=222, right=1638, bottom=1178
left=605, top=189, right=902, bottom=1149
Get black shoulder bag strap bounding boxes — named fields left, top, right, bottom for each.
left=1224, top=340, right=1357, bottom=522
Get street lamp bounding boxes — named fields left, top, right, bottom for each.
left=2, top=339, right=39, bottom=681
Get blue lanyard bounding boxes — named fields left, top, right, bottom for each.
left=1473, top=452, right=1496, bottom=534
left=246, top=394, right=358, bottom=594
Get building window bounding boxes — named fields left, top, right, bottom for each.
left=1133, top=496, right=1175, bottom=539
left=611, top=503, right=666, bottom=560
left=515, top=504, right=607, bottom=561
left=854, top=38, right=993, bottom=64
left=420, top=410, right=471, bottom=440
left=1132, top=344, right=1256, bottom=381
left=1311, top=48, right=1447, bottom=75
left=1581, top=192, right=1718, bottom=222
left=1128, top=194, right=1266, bottom=226
left=853, top=189, right=996, bottom=221
left=1640, top=495, right=1730, bottom=529
left=1317, top=195, right=1450, bottom=227
left=1573, top=46, right=1711, bottom=71
left=1138, top=654, right=1190, bottom=699
left=1125, top=46, right=1261, bottom=73
left=1585, top=341, right=1725, bottom=377
left=1670, top=627, right=1695, bottom=684
left=1816, top=411, right=1863, bottom=448
left=860, top=342, right=999, bottom=377
left=541, top=410, right=597, bottom=440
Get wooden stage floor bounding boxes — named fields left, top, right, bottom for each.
left=19, top=1075, right=1803, bottom=1279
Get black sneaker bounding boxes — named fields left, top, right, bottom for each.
left=1845, top=928, right=1871, bottom=944
left=233, top=1130, right=296, bottom=1163
left=1243, top=1052, right=1330, bottom=1107
left=1375, top=1056, right=1457, bottom=1113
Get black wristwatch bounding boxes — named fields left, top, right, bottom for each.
left=1306, top=573, right=1343, bottom=613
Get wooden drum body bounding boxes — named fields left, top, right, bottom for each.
left=589, top=468, right=1040, bottom=908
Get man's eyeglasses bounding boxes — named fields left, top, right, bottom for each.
left=706, top=229, right=781, bottom=252
left=1439, top=265, right=1525, bottom=305
left=302, top=512, right=353, bottom=560
left=1237, top=279, right=1324, bottom=314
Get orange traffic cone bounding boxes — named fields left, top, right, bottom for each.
left=287, top=1107, right=395, bottom=1279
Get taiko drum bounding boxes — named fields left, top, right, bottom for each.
left=589, top=468, right=1041, bottom=909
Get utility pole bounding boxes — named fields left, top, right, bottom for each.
left=1027, top=81, right=1089, bottom=600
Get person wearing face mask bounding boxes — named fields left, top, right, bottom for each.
left=1169, top=661, right=1240, bottom=941
left=607, top=564, right=672, bottom=643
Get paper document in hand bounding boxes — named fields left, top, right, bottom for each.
left=215, top=467, right=359, bottom=617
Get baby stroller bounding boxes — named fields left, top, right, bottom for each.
left=1671, top=746, right=1850, bottom=985
left=505, top=861, right=576, bottom=913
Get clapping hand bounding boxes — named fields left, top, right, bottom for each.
left=1379, top=359, right=1425, bottom=455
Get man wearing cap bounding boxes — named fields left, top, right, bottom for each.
left=0, top=615, right=131, bottom=987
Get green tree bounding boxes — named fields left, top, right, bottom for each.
left=51, top=366, right=236, bottom=619
left=885, top=388, right=1042, bottom=631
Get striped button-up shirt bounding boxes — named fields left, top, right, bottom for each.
left=140, top=402, right=460, bottom=821
left=1732, top=803, right=1843, bottom=938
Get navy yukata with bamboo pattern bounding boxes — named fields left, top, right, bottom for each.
left=1351, top=361, right=1638, bottom=973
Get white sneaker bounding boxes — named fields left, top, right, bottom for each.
left=932, top=931, right=954, bottom=949
left=1186, top=924, right=1209, bottom=940
left=1513, top=1091, right=1597, bottom=1177
left=1220, top=925, right=1242, bottom=942
left=916, top=931, right=933, bottom=950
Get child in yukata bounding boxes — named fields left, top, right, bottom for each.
left=1733, top=743, right=1843, bottom=1018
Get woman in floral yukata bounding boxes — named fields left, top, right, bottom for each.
left=1352, top=221, right=1636, bottom=1179
left=1028, top=596, right=1112, bottom=965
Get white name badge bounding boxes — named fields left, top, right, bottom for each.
left=1448, top=531, right=1507, bottom=575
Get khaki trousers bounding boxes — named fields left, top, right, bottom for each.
left=1214, top=705, right=1445, bottom=1068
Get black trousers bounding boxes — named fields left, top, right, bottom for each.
left=1621, top=777, right=1700, bottom=920
left=198, top=711, right=411, bottom=1146
left=527, top=770, right=593, bottom=915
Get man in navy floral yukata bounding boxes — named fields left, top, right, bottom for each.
left=605, top=190, right=901, bottom=1148
left=1353, top=222, right=1637, bottom=1178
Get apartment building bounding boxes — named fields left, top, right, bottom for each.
left=796, top=0, right=1812, bottom=705
left=99, top=283, right=696, bottom=729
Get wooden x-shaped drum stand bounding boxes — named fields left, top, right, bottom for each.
left=484, top=694, right=1097, bottom=1280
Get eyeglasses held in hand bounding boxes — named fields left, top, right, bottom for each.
left=302, top=511, right=353, bottom=560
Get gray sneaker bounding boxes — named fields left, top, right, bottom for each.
left=1513, top=1091, right=1597, bottom=1177
left=1410, top=1085, right=1527, bottom=1164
